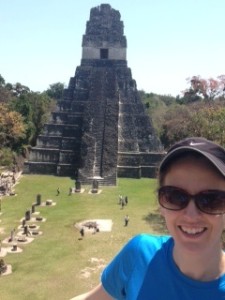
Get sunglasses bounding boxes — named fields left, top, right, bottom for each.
left=158, top=186, right=225, bottom=215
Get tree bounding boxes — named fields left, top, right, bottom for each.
left=0, top=103, right=26, bottom=149
left=160, top=105, right=192, bottom=148
left=0, top=76, right=15, bottom=103
left=29, top=92, right=56, bottom=143
left=11, top=82, right=30, bottom=97
left=0, top=76, right=59, bottom=167
left=0, top=147, right=15, bottom=167
left=188, top=103, right=225, bottom=146
left=183, top=75, right=225, bottom=100
left=140, top=91, right=177, bottom=139
left=0, top=85, right=14, bottom=103
left=0, top=74, right=5, bottom=86
left=9, top=92, right=55, bottom=145
left=45, top=82, right=65, bottom=100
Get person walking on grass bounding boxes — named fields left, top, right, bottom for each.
left=70, top=137, right=225, bottom=299
left=79, top=227, right=84, bottom=238
left=124, top=215, right=129, bottom=227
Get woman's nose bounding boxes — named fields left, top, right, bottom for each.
left=183, top=199, right=201, bottom=217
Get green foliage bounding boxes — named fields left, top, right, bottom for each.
left=0, top=103, right=26, bottom=149
left=45, top=82, right=65, bottom=100
left=0, top=147, right=15, bottom=166
left=140, top=88, right=225, bottom=149
left=140, top=92, right=177, bottom=140
left=160, top=105, right=191, bottom=147
left=10, top=82, right=30, bottom=97
left=177, top=90, right=201, bottom=104
left=187, top=103, right=225, bottom=146
left=0, top=74, right=5, bottom=86
left=9, top=92, right=56, bottom=145
left=0, top=85, right=14, bottom=103
left=141, top=92, right=176, bottom=113
left=0, top=76, right=59, bottom=164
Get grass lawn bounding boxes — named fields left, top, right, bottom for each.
left=0, top=175, right=167, bottom=300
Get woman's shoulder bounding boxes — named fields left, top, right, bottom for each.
left=129, top=233, right=171, bottom=245
left=125, top=234, right=172, bottom=255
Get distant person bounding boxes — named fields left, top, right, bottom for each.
left=121, top=198, right=125, bottom=209
left=80, top=227, right=84, bottom=238
left=56, top=187, right=60, bottom=196
left=70, top=137, right=225, bottom=299
left=124, top=215, right=129, bottom=227
left=69, top=187, right=72, bottom=195
left=93, top=224, right=99, bottom=234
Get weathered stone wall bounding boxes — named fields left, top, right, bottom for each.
left=82, top=47, right=126, bottom=60
left=29, top=148, right=59, bottom=163
left=117, top=152, right=165, bottom=178
left=82, top=3, right=126, bottom=60
left=78, top=65, right=119, bottom=184
left=27, top=162, right=57, bottom=174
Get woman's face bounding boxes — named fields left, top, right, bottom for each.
left=160, top=157, right=225, bottom=256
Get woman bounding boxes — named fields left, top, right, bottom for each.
left=71, top=137, right=225, bottom=299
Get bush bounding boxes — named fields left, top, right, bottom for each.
left=0, top=148, right=14, bottom=167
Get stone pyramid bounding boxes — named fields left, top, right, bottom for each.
left=24, top=4, right=163, bottom=185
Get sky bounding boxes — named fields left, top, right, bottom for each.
left=1, top=0, right=225, bottom=96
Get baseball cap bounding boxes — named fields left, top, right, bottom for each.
left=159, top=137, right=225, bottom=177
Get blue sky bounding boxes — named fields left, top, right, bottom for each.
left=1, top=0, right=225, bottom=96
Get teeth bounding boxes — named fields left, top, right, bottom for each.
left=180, top=226, right=205, bottom=235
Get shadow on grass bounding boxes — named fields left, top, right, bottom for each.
left=143, top=209, right=168, bottom=235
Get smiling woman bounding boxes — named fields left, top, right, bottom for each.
left=70, top=137, right=225, bottom=300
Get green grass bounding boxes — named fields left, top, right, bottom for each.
left=0, top=175, right=166, bottom=300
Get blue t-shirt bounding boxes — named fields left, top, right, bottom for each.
left=101, top=234, right=225, bottom=299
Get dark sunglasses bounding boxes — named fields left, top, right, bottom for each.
left=158, top=186, right=225, bottom=215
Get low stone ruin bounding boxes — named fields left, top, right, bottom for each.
left=75, top=219, right=113, bottom=233
left=91, top=180, right=99, bottom=194
left=83, top=221, right=99, bottom=230
left=0, top=258, right=7, bottom=274
left=0, top=171, right=17, bottom=196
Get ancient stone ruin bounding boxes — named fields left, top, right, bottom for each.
left=0, top=171, right=16, bottom=196
left=24, top=4, right=164, bottom=185
left=0, top=259, right=7, bottom=275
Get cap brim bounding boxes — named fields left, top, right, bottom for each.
left=159, top=146, right=225, bottom=177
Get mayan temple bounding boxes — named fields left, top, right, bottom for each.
left=24, top=4, right=164, bottom=185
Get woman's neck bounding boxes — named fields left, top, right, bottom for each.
left=173, top=247, right=225, bottom=281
